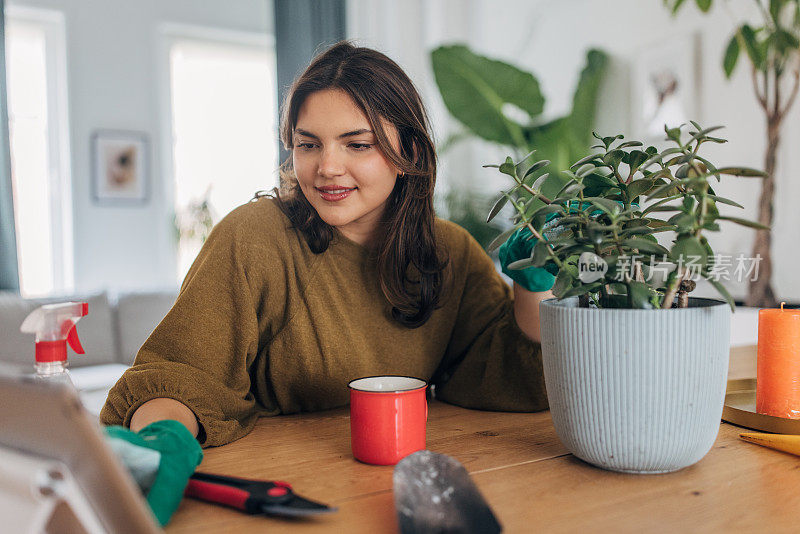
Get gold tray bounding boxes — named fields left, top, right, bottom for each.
left=723, top=378, right=800, bottom=434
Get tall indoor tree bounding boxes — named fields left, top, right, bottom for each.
left=666, top=0, right=800, bottom=307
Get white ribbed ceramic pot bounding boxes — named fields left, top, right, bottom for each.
left=539, top=296, right=731, bottom=474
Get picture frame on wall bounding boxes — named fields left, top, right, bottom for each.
left=631, top=33, right=700, bottom=141
left=91, top=130, right=149, bottom=204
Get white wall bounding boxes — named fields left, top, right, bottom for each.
left=7, top=0, right=272, bottom=293
left=348, top=0, right=799, bottom=302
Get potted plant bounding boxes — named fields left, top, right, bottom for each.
left=485, top=122, right=768, bottom=473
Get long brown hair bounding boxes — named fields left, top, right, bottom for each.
left=269, top=41, right=447, bottom=328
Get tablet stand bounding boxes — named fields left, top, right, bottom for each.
left=0, top=446, right=107, bottom=534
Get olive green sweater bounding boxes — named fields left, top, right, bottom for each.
left=100, top=197, right=547, bottom=447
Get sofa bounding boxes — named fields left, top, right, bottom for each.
left=0, top=289, right=178, bottom=414
left=0, top=287, right=761, bottom=416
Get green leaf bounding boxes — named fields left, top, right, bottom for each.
left=568, top=49, right=610, bottom=138
left=587, top=197, right=623, bottom=217
left=770, top=0, right=784, bottom=23
left=642, top=194, right=683, bottom=215
left=486, top=225, right=517, bottom=253
left=499, top=156, right=517, bottom=179
left=649, top=178, right=688, bottom=198
left=551, top=268, right=575, bottom=298
left=487, top=193, right=510, bottom=223
left=617, top=141, right=644, bottom=149
left=686, top=125, right=724, bottom=146
left=514, top=150, right=538, bottom=177
left=507, top=257, right=535, bottom=270
left=648, top=221, right=677, bottom=232
left=668, top=212, right=696, bottom=233
left=707, top=194, right=744, bottom=209
left=532, top=239, right=552, bottom=266
left=628, top=280, right=656, bottom=309
left=623, top=238, right=670, bottom=255
left=627, top=150, right=650, bottom=172
left=695, top=0, right=712, bottom=12
left=776, top=29, right=800, bottom=51
left=723, top=34, right=740, bottom=78
left=582, top=173, right=620, bottom=197
left=431, top=45, right=543, bottom=146
left=739, top=25, right=765, bottom=70
left=715, top=166, right=768, bottom=177
left=627, top=178, right=655, bottom=201
left=522, top=160, right=551, bottom=179
left=530, top=173, right=550, bottom=190
left=603, top=149, right=626, bottom=168
left=556, top=179, right=584, bottom=198
left=670, top=236, right=707, bottom=268
left=641, top=147, right=683, bottom=170
left=716, top=215, right=770, bottom=230
left=665, top=125, right=682, bottom=143
left=531, top=203, right=566, bottom=220
left=704, top=275, right=735, bottom=312
left=570, top=153, right=603, bottom=170
left=645, top=204, right=684, bottom=213
left=561, top=283, right=604, bottom=299
left=670, top=0, right=688, bottom=15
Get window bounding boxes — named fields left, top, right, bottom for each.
left=5, top=8, right=72, bottom=297
left=166, top=33, right=277, bottom=283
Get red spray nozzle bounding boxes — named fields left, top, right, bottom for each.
left=20, top=302, right=89, bottom=363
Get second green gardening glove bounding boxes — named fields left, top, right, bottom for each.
left=104, top=420, right=203, bottom=526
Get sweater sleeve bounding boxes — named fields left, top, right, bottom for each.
left=100, top=204, right=274, bottom=447
left=432, top=225, right=549, bottom=412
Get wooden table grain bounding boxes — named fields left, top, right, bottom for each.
left=168, top=345, right=799, bottom=533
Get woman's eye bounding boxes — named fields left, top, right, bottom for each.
left=297, top=142, right=317, bottom=150
left=349, top=143, right=373, bottom=151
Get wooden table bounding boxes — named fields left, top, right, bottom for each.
left=168, top=345, right=800, bottom=533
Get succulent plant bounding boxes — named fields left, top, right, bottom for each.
left=486, top=122, right=769, bottom=310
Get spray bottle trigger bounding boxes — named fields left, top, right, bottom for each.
left=66, top=326, right=85, bottom=355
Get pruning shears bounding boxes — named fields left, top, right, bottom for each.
left=185, top=472, right=337, bottom=517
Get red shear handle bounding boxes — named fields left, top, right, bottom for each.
left=185, top=479, right=249, bottom=511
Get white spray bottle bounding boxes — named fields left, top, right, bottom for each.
left=20, top=302, right=88, bottom=386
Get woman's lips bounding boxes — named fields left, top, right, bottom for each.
left=316, top=186, right=356, bottom=201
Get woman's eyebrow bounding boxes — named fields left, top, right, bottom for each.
left=295, top=128, right=374, bottom=139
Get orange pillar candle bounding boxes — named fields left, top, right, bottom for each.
left=756, top=302, right=800, bottom=419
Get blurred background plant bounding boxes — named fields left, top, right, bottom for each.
left=485, top=122, right=768, bottom=309
left=173, top=185, right=215, bottom=245
left=440, top=189, right=504, bottom=250
left=430, top=44, right=608, bottom=249
left=665, top=0, right=800, bottom=307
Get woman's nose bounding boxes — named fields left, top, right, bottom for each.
left=318, top=146, right=345, bottom=178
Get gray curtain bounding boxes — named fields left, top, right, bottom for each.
left=273, top=0, right=346, bottom=166
left=0, top=0, right=19, bottom=292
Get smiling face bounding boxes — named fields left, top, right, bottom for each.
left=292, top=89, right=401, bottom=246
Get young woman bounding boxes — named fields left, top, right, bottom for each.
left=100, top=41, right=553, bottom=449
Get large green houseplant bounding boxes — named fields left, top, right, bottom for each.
left=487, top=123, right=768, bottom=473
left=431, top=45, right=609, bottom=240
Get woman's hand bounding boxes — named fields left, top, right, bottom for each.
left=512, top=285, right=554, bottom=343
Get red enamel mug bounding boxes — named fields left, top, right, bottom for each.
left=348, top=376, right=428, bottom=465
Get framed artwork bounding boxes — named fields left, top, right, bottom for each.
left=631, top=33, right=699, bottom=141
left=91, top=130, right=149, bottom=204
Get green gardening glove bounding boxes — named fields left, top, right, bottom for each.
left=499, top=200, right=641, bottom=292
left=104, top=420, right=203, bottom=526
left=499, top=225, right=559, bottom=292
left=498, top=201, right=612, bottom=292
